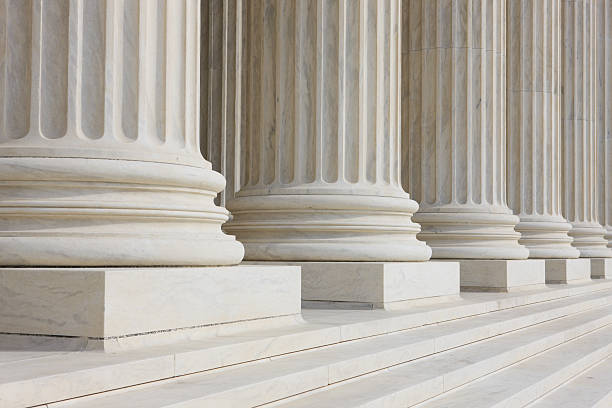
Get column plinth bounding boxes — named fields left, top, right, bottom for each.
left=402, top=0, right=528, bottom=260
left=224, top=0, right=431, bottom=262
left=0, top=0, right=243, bottom=266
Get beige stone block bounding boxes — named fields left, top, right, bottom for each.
left=254, top=262, right=460, bottom=309
left=545, top=259, right=592, bottom=283
left=591, top=258, right=612, bottom=279
left=458, top=260, right=546, bottom=291
left=0, top=266, right=301, bottom=349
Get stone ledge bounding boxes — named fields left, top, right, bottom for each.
left=0, top=266, right=301, bottom=351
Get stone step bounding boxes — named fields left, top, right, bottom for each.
left=33, top=292, right=612, bottom=407
left=3, top=281, right=610, bottom=408
left=417, top=324, right=612, bottom=407
left=528, top=355, right=612, bottom=408
left=265, top=304, right=612, bottom=408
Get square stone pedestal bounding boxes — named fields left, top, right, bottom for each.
left=591, top=258, right=612, bottom=279
left=248, top=262, right=460, bottom=309
left=0, top=266, right=301, bottom=351
left=545, top=259, right=591, bottom=283
left=458, top=260, right=545, bottom=292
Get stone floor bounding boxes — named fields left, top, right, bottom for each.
left=2, top=280, right=612, bottom=408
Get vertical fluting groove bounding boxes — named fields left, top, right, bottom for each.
left=185, top=0, right=198, bottom=154
left=238, top=0, right=404, bottom=196
left=227, top=0, right=430, bottom=262
left=165, top=0, right=186, bottom=149
left=406, top=0, right=507, bottom=209
left=598, top=0, right=612, bottom=237
left=40, top=0, right=69, bottom=139
left=0, top=0, right=201, bottom=164
left=0, top=0, right=6, bottom=141
left=277, top=0, right=295, bottom=185
left=344, top=0, right=359, bottom=183
left=314, top=0, right=323, bottom=183
left=507, top=0, right=578, bottom=258
left=366, top=0, right=376, bottom=183
left=560, top=0, right=610, bottom=256
left=79, top=0, right=106, bottom=140
left=375, top=0, right=383, bottom=185
left=138, top=0, right=166, bottom=145
left=358, top=0, right=368, bottom=183
left=338, top=0, right=346, bottom=183
left=260, top=0, right=275, bottom=185
left=403, top=0, right=526, bottom=259
left=0, top=0, right=32, bottom=141
left=120, top=0, right=139, bottom=141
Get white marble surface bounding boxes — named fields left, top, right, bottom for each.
left=507, top=0, right=579, bottom=260
left=3, top=281, right=612, bottom=408
left=458, top=260, right=546, bottom=291
left=402, top=0, right=528, bottom=260
left=596, top=0, right=612, bottom=250
left=0, top=266, right=300, bottom=348
left=27, top=292, right=612, bottom=408
left=531, top=355, right=612, bottom=408
left=561, top=0, right=612, bottom=258
left=591, top=258, right=612, bottom=279
left=0, top=1, right=244, bottom=266
left=420, top=325, right=612, bottom=408
left=220, top=0, right=431, bottom=262
left=545, top=258, right=592, bottom=283
left=292, top=262, right=459, bottom=307
left=271, top=305, right=612, bottom=408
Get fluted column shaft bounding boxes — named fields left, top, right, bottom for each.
left=506, top=0, right=579, bottom=258
left=224, top=0, right=431, bottom=261
left=0, top=0, right=243, bottom=266
left=561, top=0, right=611, bottom=257
left=597, top=0, right=612, bottom=248
left=402, top=0, right=528, bottom=259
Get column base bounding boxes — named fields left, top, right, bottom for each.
left=247, top=261, right=459, bottom=310
left=457, top=260, right=545, bottom=292
left=226, top=194, right=432, bottom=262
left=545, top=259, right=591, bottom=283
left=0, top=266, right=301, bottom=351
left=568, top=222, right=612, bottom=258
left=415, top=211, right=530, bottom=260
left=591, top=258, right=612, bottom=279
left=514, top=216, right=580, bottom=259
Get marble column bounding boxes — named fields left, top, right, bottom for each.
left=597, top=0, right=612, bottom=248
left=223, top=0, right=431, bottom=261
left=561, top=0, right=611, bottom=258
left=402, top=0, right=528, bottom=259
left=506, top=0, right=579, bottom=259
left=0, top=0, right=243, bottom=266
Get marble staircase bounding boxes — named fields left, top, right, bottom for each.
left=3, top=281, right=612, bottom=408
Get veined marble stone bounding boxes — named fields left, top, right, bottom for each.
left=545, top=259, right=592, bottom=283
left=0, top=265, right=301, bottom=351
left=222, top=0, right=431, bottom=262
left=591, top=258, right=612, bottom=279
left=561, top=0, right=612, bottom=258
left=0, top=0, right=243, bottom=265
left=506, top=0, right=579, bottom=259
left=458, top=260, right=546, bottom=292
left=249, top=261, right=460, bottom=310
left=596, top=0, right=612, bottom=249
left=402, top=0, right=529, bottom=260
